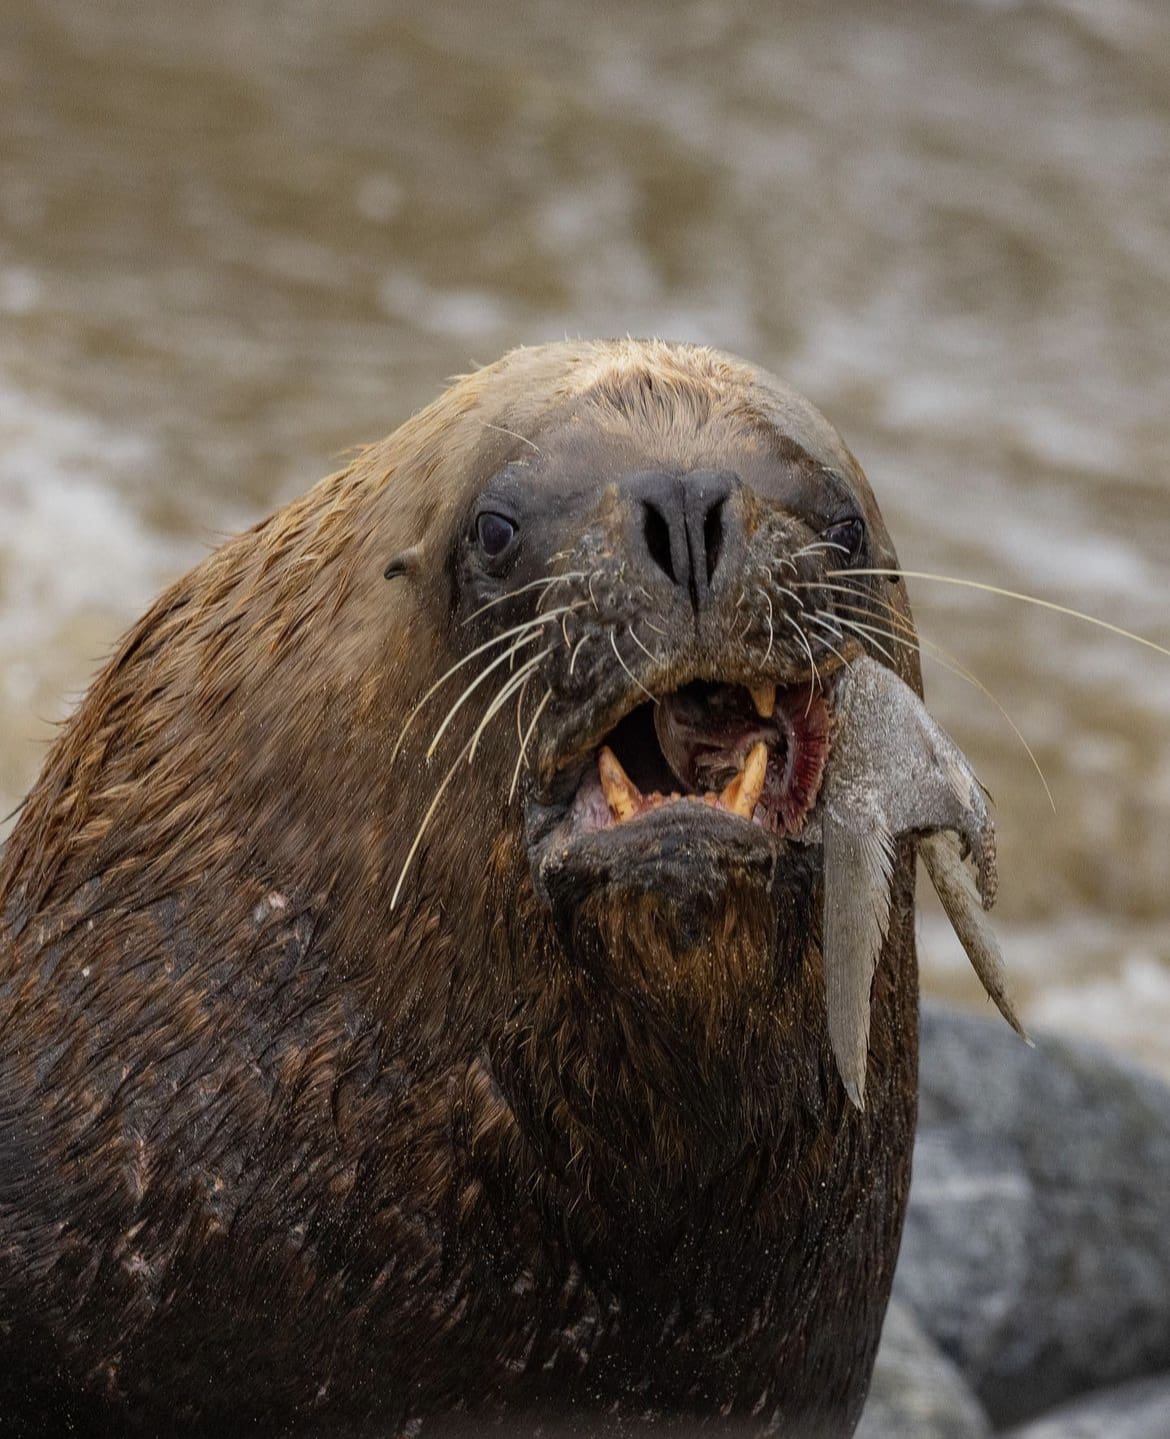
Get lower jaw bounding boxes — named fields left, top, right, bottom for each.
left=529, top=801, right=783, bottom=923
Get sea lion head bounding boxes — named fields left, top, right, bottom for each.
left=370, top=339, right=915, bottom=1062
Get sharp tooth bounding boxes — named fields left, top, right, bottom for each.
left=749, top=683, right=776, bottom=718
left=598, top=746, right=641, bottom=821
left=719, top=741, right=769, bottom=819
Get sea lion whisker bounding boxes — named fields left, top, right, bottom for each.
left=540, top=582, right=589, bottom=617
left=568, top=634, right=589, bottom=676
left=915, top=633, right=1056, bottom=813
left=791, top=540, right=849, bottom=563
left=467, top=650, right=552, bottom=764
left=508, top=687, right=553, bottom=803
left=760, top=587, right=775, bottom=667
left=830, top=597, right=920, bottom=640
left=831, top=569, right=1170, bottom=661
left=828, top=614, right=901, bottom=669
left=480, top=421, right=543, bottom=456
left=807, top=610, right=845, bottom=640
left=609, top=628, right=656, bottom=704
left=792, top=579, right=879, bottom=603
left=627, top=624, right=662, bottom=667
left=781, top=612, right=821, bottom=714
left=426, top=632, right=548, bottom=759
left=514, top=670, right=536, bottom=750
left=806, top=612, right=855, bottom=672
left=390, top=734, right=479, bottom=910
left=463, top=573, right=585, bottom=625
left=391, top=607, right=573, bottom=763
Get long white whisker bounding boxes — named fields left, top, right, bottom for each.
left=462, top=573, right=585, bottom=625
left=611, top=629, right=656, bottom=703
left=390, top=735, right=476, bottom=910
left=806, top=612, right=856, bottom=672
left=627, top=624, right=661, bottom=667
left=792, top=578, right=880, bottom=604
left=480, top=421, right=542, bottom=456
left=830, top=614, right=900, bottom=668
left=916, top=633, right=1056, bottom=813
left=391, top=607, right=573, bottom=763
left=569, top=634, right=589, bottom=676
left=832, top=569, right=1170, bottom=662
left=509, top=687, right=553, bottom=803
left=467, top=650, right=550, bottom=763
left=761, top=587, right=775, bottom=667
left=514, top=671, right=535, bottom=750
left=426, top=633, right=543, bottom=759
left=781, top=611, right=820, bottom=714
left=790, top=540, right=851, bottom=563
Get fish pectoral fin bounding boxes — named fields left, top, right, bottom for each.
left=823, top=812, right=896, bottom=1111
left=921, top=831, right=1028, bottom=1042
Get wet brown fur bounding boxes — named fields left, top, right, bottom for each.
left=0, top=340, right=921, bottom=1435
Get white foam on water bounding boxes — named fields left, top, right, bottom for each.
left=0, top=372, right=202, bottom=829
left=0, top=378, right=187, bottom=668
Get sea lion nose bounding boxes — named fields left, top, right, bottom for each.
left=631, top=468, right=735, bottom=613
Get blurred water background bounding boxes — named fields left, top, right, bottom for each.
left=1, top=0, right=1168, bottom=1069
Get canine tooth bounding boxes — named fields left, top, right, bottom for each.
left=749, top=683, right=776, bottom=718
left=598, top=747, right=640, bottom=821
left=719, top=741, right=769, bottom=819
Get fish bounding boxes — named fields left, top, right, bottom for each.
left=802, top=656, right=1026, bottom=1107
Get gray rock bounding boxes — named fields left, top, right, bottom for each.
left=893, top=1002, right=1170, bottom=1427
left=1000, top=1374, right=1170, bottom=1438
left=856, top=1300, right=991, bottom=1439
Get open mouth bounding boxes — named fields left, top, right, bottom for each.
left=563, top=679, right=831, bottom=840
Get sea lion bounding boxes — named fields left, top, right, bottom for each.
left=0, top=339, right=1005, bottom=1436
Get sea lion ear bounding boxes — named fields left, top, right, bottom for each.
left=383, top=545, right=423, bottom=580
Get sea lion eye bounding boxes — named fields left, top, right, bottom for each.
left=475, top=511, right=517, bottom=559
left=823, top=517, right=865, bottom=566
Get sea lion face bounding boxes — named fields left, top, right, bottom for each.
left=424, top=343, right=908, bottom=1006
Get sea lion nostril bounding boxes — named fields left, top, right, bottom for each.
left=642, top=501, right=676, bottom=583
left=703, top=497, right=724, bottom=583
